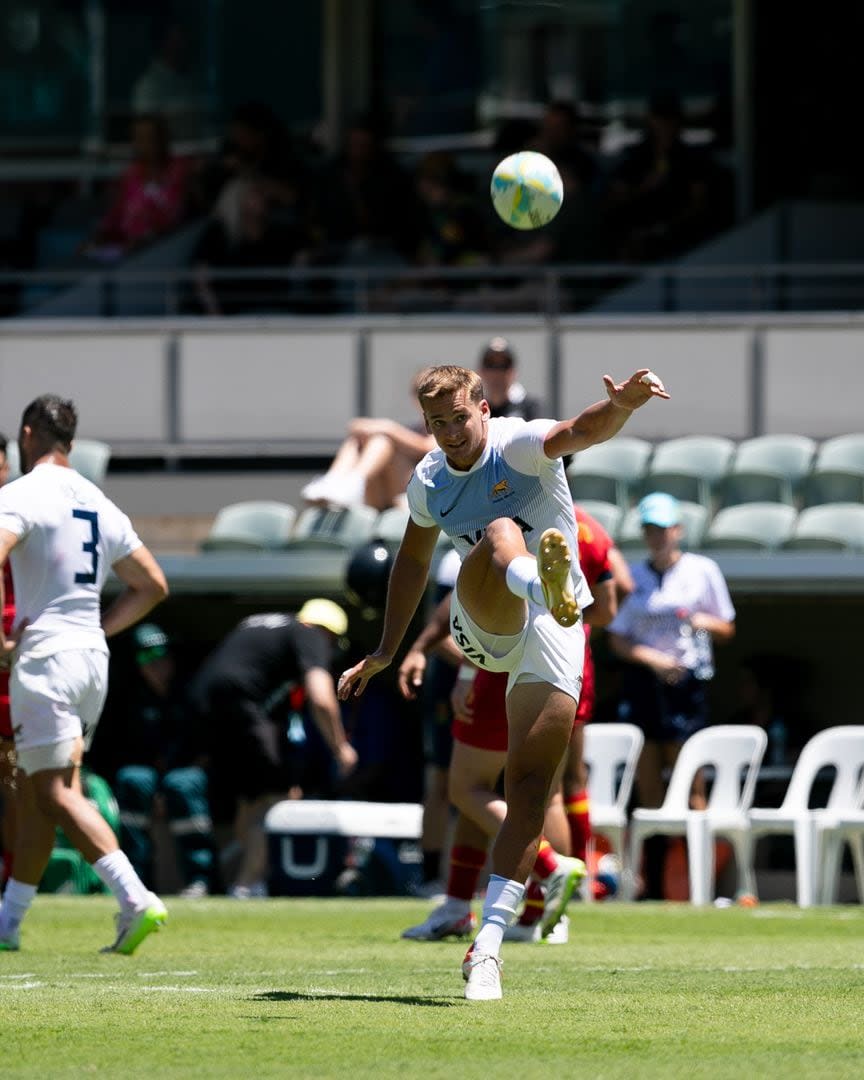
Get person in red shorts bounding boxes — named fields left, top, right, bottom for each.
left=0, top=434, right=16, bottom=888
left=398, top=505, right=632, bottom=943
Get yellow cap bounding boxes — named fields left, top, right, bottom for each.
left=297, top=598, right=348, bottom=637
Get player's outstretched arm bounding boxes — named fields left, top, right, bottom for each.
left=102, top=545, right=169, bottom=638
left=544, top=369, right=669, bottom=459
left=338, top=519, right=439, bottom=701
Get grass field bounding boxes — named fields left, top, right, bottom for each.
left=1, top=896, right=862, bottom=1079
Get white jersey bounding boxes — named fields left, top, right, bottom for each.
left=609, top=552, right=735, bottom=669
left=407, top=416, right=593, bottom=612
left=0, top=463, right=141, bottom=659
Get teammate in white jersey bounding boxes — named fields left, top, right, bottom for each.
left=337, top=363, right=669, bottom=999
left=0, top=394, right=169, bottom=955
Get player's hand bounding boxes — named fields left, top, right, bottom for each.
left=450, top=677, right=475, bottom=721
left=337, top=652, right=392, bottom=700
left=604, top=369, right=670, bottom=411
left=398, top=648, right=427, bottom=701
left=0, top=622, right=24, bottom=670
left=335, top=741, right=359, bottom=777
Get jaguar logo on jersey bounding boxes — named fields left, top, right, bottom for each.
left=490, top=478, right=511, bottom=502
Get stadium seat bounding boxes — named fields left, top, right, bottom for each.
left=804, top=434, right=864, bottom=506
left=627, top=725, right=767, bottom=905
left=818, top=806, right=864, bottom=905
left=566, top=437, right=653, bottom=509
left=701, top=502, right=798, bottom=552
left=583, top=722, right=644, bottom=902
left=643, top=435, right=735, bottom=508
left=6, top=437, right=111, bottom=486
left=201, top=501, right=298, bottom=552
left=5, top=440, right=21, bottom=480
left=748, top=726, right=864, bottom=907
left=721, top=434, right=816, bottom=507
left=781, top=503, right=864, bottom=551
left=69, top=438, right=112, bottom=487
left=286, top=503, right=379, bottom=550
left=617, top=500, right=708, bottom=554
left=575, top=499, right=624, bottom=540
left=373, top=506, right=411, bottom=543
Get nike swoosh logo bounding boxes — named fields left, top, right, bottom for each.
left=439, top=486, right=466, bottom=518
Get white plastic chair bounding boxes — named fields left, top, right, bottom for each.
left=628, top=725, right=767, bottom=906
left=583, top=723, right=644, bottom=901
left=748, top=725, right=864, bottom=907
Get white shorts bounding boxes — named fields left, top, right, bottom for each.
left=450, top=587, right=585, bottom=703
left=10, top=649, right=109, bottom=762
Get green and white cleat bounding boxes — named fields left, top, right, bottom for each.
left=540, top=857, right=585, bottom=938
left=0, top=925, right=20, bottom=952
left=101, top=894, right=168, bottom=955
left=537, top=529, right=579, bottom=627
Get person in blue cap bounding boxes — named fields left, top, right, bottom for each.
left=607, top=491, right=736, bottom=899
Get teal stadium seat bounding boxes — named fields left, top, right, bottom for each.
left=643, top=436, right=735, bottom=508
left=781, top=503, right=864, bottom=552
left=804, top=434, right=864, bottom=506
left=69, top=438, right=112, bottom=487
left=617, top=500, right=708, bottom=554
left=721, top=434, right=815, bottom=507
left=373, top=505, right=450, bottom=547
left=575, top=499, right=624, bottom=540
left=566, top=437, right=653, bottom=510
left=701, top=503, right=798, bottom=552
left=286, top=503, right=379, bottom=550
left=201, top=501, right=298, bottom=552
left=7, top=437, right=111, bottom=487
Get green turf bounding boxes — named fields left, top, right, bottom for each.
left=1, top=897, right=862, bottom=1078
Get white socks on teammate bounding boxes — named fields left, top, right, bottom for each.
left=92, top=850, right=152, bottom=912
left=0, top=878, right=37, bottom=934
left=505, top=556, right=544, bottom=607
left=473, top=875, right=525, bottom=957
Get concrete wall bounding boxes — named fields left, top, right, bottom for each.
left=2, top=314, right=863, bottom=445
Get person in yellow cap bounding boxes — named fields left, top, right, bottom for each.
left=188, top=601, right=357, bottom=897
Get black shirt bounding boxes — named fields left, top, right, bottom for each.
left=191, top=614, right=332, bottom=703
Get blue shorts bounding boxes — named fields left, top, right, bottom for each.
left=616, top=664, right=708, bottom=744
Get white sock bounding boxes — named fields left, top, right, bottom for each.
left=92, top=850, right=152, bottom=912
left=505, top=556, right=543, bottom=606
left=473, top=875, right=525, bottom=957
left=0, top=878, right=37, bottom=932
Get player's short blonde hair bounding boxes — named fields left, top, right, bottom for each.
left=414, top=365, right=483, bottom=409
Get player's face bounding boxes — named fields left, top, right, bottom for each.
left=642, top=523, right=682, bottom=559
left=421, top=390, right=489, bottom=471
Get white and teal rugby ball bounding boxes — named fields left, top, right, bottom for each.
left=490, top=151, right=563, bottom=231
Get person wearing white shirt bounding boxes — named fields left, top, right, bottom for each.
left=0, top=395, right=169, bottom=955
left=607, top=490, right=736, bottom=899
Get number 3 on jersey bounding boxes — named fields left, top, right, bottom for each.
left=73, top=509, right=100, bottom=584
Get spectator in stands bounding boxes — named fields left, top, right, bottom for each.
left=477, top=337, right=544, bottom=420
left=189, top=602, right=357, bottom=898
left=112, top=623, right=214, bottom=899
left=301, top=370, right=435, bottom=511
left=83, top=114, right=191, bottom=261
left=131, top=21, right=204, bottom=140
left=192, top=175, right=307, bottom=315
left=0, top=433, right=16, bottom=887
left=413, top=151, right=490, bottom=268
left=311, top=113, right=417, bottom=265
left=603, top=91, right=724, bottom=261
left=191, top=101, right=308, bottom=216
left=607, top=492, right=736, bottom=898
left=530, top=101, right=599, bottom=187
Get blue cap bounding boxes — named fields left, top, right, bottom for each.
left=638, top=492, right=681, bottom=528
